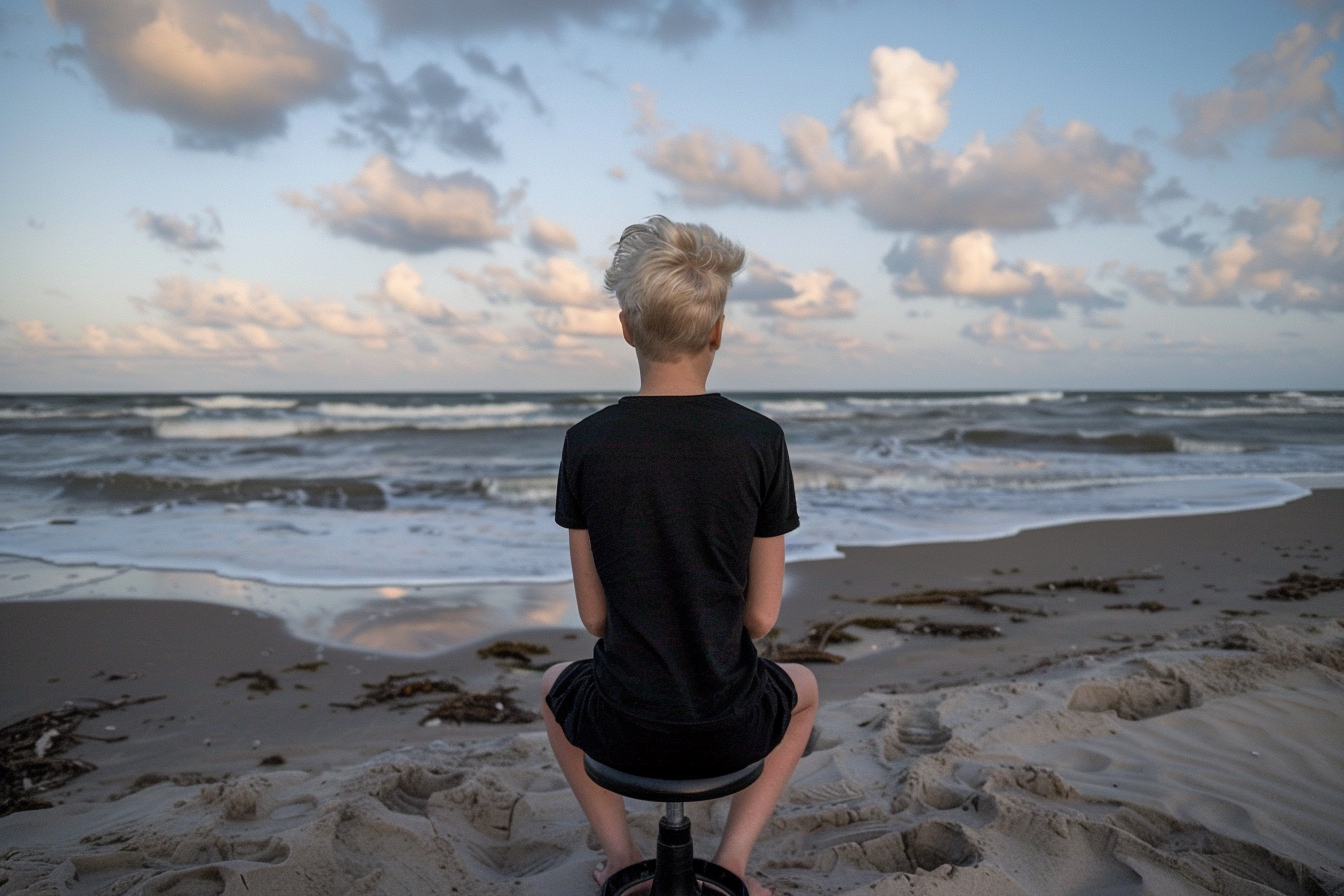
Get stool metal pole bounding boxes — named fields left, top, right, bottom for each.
left=651, top=800, right=697, bottom=896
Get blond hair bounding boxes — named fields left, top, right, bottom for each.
left=605, top=216, right=745, bottom=362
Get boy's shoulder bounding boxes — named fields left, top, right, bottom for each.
left=567, top=394, right=781, bottom=440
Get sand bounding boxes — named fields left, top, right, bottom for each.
left=2, top=491, right=1343, bottom=895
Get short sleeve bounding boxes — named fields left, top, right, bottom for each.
left=554, top=432, right=587, bottom=529
left=755, top=430, right=799, bottom=538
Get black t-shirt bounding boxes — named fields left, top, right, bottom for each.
left=555, top=393, right=799, bottom=724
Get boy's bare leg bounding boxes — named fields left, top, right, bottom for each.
left=540, top=662, right=644, bottom=884
left=711, top=664, right=819, bottom=896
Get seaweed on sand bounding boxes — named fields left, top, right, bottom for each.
left=1035, top=575, right=1161, bottom=594
left=421, top=687, right=537, bottom=725
left=1251, top=570, right=1344, bottom=601
left=1, top=694, right=165, bottom=816
left=476, top=640, right=552, bottom=670
left=215, top=670, right=281, bottom=694
left=331, top=671, right=462, bottom=710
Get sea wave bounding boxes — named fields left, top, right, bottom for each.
left=52, top=471, right=388, bottom=510
left=938, top=428, right=1180, bottom=454
left=130, top=406, right=192, bottom=418
left=1129, top=406, right=1309, bottom=418
left=846, top=390, right=1065, bottom=409
left=758, top=399, right=831, bottom=415
left=183, top=395, right=299, bottom=410
left=1174, top=438, right=1249, bottom=454
left=314, top=400, right=548, bottom=419
left=1273, top=391, right=1344, bottom=409
left=153, top=414, right=578, bottom=440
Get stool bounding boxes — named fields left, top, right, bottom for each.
left=584, top=755, right=765, bottom=896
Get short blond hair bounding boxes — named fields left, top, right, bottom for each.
left=605, top=216, right=745, bottom=362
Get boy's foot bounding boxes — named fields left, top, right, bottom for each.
left=593, top=854, right=645, bottom=887
left=743, top=876, right=775, bottom=896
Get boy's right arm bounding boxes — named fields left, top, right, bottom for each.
left=743, top=535, right=786, bottom=640
left=569, top=528, right=608, bottom=638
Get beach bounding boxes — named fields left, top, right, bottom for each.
left=3, top=490, right=1342, bottom=895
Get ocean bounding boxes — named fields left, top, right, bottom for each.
left=2, top=390, right=1341, bottom=650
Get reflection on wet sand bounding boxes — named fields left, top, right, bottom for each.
left=0, top=554, right=581, bottom=657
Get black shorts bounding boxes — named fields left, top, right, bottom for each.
left=546, top=658, right=798, bottom=780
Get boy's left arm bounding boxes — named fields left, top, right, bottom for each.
left=569, top=528, right=608, bottom=638
left=743, top=535, right=786, bottom=640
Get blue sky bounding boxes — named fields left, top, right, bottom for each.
left=2, top=0, right=1341, bottom=392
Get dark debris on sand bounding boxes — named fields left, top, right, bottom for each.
left=908, top=621, right=1001, bottom=639
left=767, top=611, right=1005, bottom=662
left=331, top=671, right=461, bottom=710
left=112, top=770, right=221, bottom=801
left=1104, top=601, right=1174, bottom=612
left=421, top=687, right=537, bottom=725
left=841, top=587, right=1047, bottom=618
left=1035, top=575, right=1161, bottom=594
left=1251, top=570, right=1344, bottom=601
left=766, top=642, right=846, bottom=663
left=477, top=640, right=552, bottom=670
left=215, top=670, right=281, bottom=694
left=1, top=694, right=165, bottom=816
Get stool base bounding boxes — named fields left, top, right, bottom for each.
left=600, top=857, right=749, bottom=896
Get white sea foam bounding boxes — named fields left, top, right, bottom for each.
left=131, top=406, right=191, bottom=418
left=1276, top=391, right=1344, bottom=408
left=1175, top=438, right=1247, bottom=454
left=315, top=401, right=548, bottom=419
left=846, top=390, right=1065, bottom=409
left=154, top=413, right=580, bottom=439
left=184, top=395, right=299, bottom=410
left=759, top=399, right=831, bottom=415
left=1129, top=406, right=1308, bottom=418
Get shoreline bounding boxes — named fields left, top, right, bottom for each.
left=2, top=491, right=1342, bottom=894
left=3, top=478, right=1342, bottom=659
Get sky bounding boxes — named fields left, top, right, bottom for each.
left=1, top=0, right=1342, bottom=393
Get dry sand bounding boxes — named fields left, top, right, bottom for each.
left=2, top=491, right=1343, bottom=895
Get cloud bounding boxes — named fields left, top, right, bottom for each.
left=335, top=61, right=501, bottom=160
left=16, top=320, right=61, bottom=347
left=284, top=155, right=513, bottom=253
left=295, top=297, right=389, bottom=346
left=44, top=0, right=353, bottom=149
left=638, top=46, right=1153, bottom=231
left=133, top=207, right=222, bottom=251
left=733, top=255, right=858, bottom=318
left=531, top=306, right=623, bottom=337
left=885, top=229, right=1122, bottom=317
left=460, top=48, right=545, bottom=115
left=1170, top=21, right=1343, bottom=167
left=141, top=275, right=305, bottom=328
left=146, top=274, right=389, bottom=349
left=453, top=256, right=607, bottom=308
left=765, top=319, right=867, bottom=352
left=1155, top=218, right=1211, bottom=255
left=527, top=216, right=579, bottom=254
left=365, top=262, right=482, bottom=330
left=1124, top=196, right=1343, bottom=311
left=365, top=0, right=819, bottom=47
left=961, top=310, right=1068, bottom=351
left=1146, top=176, right=1192, bottom=204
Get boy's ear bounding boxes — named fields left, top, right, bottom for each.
left=707, top=315, right=724, bottom=352
left=619, top=311, right=636, bottom=348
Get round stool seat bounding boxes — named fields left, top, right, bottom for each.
left=583, top=756, right=765, bottom=803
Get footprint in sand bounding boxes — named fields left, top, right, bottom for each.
left=1066, top=673, right=1194, bottom=720
left=895, top=703, right=952, bottom=753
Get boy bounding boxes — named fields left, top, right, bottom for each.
left=541, top=216, right=819, bottom=896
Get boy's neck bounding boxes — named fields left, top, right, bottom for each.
left=635, top=349, right=715, bottom=396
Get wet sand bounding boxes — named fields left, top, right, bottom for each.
left=1, top=491, right=1342, bottom=895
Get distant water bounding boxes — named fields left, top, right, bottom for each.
left=2, top=391, right=1342, bottom=588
